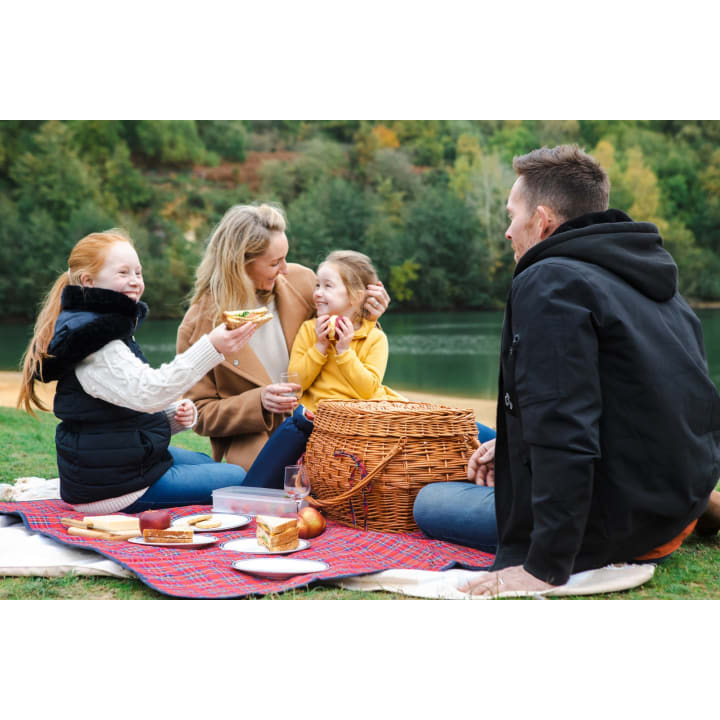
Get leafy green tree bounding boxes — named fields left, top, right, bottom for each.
left=102, top=142, right=153, bottom=211
left=197, top=121, right=247, bottom=162
left=366, top=148, right=421, bottom=198
left=9, top=121, right=104, bottom=224
left=260, top=138, right=348, bottom=206
left=67, top=120, right=126, bottom=164
left=488, top=121, right=541, bottom=164
left=287, top=177, right=373, bottom=269
left=389, top=259, right=420, bottom=302
left=133, top=121, right=211, bottom=167
left=402, top=184, right=491, bottom=309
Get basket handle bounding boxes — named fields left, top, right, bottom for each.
left=308, top=439, right=405, bottom=508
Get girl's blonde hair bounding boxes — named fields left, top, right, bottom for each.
left=17, top=229, right=133, bottom=416
left=190, top=203, right=287, bottom=323
left=321, top=250, right=379, bottom=324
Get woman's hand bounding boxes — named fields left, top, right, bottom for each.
left=467, top=438, right=496, bottom=487
left=261, top=383, right=299, bottom=415
left=208, top=321, right=256, bottom=355
left=314, top=314, right=331, bottom=354
left=364, top=280, right=391, bottom=320
left=174, top=399, right=196, bottom=429
left=333, top=316, right=354, bottom=355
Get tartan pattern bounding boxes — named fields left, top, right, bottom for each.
left=0, top=500, right=494, bottom=599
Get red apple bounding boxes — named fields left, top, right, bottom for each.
left=297, top=507, right=327, bottom=539
left=139, top=509, right=172, bottom=531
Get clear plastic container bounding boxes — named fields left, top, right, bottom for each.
left=212, top=486, right=306, bottom=517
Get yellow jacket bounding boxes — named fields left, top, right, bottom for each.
left=288, top=318, right=405, bottom=412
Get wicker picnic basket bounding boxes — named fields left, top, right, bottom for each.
left=304, top=400, right=479, bottom=533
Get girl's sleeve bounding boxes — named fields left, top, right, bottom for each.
left=334, top=330, right=388, bottom=398
left=75, top=337, right=223, bottom=414
left=288, top=321, right=328, bottom=391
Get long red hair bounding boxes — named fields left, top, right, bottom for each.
left=17, top=229, right=133, bottom=416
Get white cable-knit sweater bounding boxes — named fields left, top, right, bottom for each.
left=70, top=335, right=224, bottom=514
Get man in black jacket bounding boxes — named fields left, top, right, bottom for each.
left=460, top=144, right=720, bottom=596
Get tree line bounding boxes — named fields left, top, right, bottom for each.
left=2, top=119, right=720, bottom=321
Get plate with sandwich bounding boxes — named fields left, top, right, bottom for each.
left=223, top=306, right=273, bottom=329
left=172, top=513, right=250, bottom=532
left=232, top=558, right=329, bottom=580
left=128, top=527, right=219, bottom=548
left=221, top=515, right=309, bottom=554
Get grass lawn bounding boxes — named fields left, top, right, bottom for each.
left=2, top=406, right=719, bottom=600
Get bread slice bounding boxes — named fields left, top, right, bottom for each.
left=256, top=515, right=297, bottom=535
left=83, top=515, right=140, bottom=532
left=143, top=527, right=193, bottom=543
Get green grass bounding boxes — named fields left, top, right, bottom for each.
left=1, top=406, right=719, bottom=600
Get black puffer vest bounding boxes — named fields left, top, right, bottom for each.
left=40, top=286, right=172, bottom=504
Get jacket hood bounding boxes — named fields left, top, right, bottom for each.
left=514, top=209, right=678, bottom=302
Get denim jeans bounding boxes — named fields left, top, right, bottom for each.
left=242, top=405, right=314, bottom=489
left=412, top=423, right=498, bottom=553
left=123, top=446, right=248, bottom=512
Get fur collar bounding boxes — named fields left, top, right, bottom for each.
left=39, top=287, right=149, bottom=382
left=61, top=285, right=149, bottom=323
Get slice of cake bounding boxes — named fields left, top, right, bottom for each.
left=142, top=527, right=194, bottom=543
left=256, top=515, right=299, bottom=552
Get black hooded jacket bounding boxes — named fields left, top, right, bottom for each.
left=40, top=286, right=172, bottom=504
left=492, top=210, right=720, bottom=584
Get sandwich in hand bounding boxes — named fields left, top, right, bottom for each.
left=223, top=306, right=273, bottom=329
left=256, top=515, right=299, bottom=552
left=142, top=527, right=194, bottom=543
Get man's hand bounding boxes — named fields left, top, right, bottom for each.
left=458, top=565, right=555, bottom=597
left=468, top=438, right=496, bottom=486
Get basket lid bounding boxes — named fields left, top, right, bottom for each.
left=312, top=399, right=478, bottom=438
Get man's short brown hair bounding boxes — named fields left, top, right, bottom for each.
left=513, top=144, right=610, bottom=222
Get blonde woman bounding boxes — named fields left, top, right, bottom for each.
left=177, top=204, right=390, bottom=471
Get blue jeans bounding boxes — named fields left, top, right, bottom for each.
left=242, top=405, right=314, bottom=489
left=123, top=446, right=248, bottom=512
left=412, top=423, right=498, bottom=553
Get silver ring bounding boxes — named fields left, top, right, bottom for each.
left=373, top=299, right=379, bottom=307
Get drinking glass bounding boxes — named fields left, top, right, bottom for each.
left=280, top=371, right=301, bottom=399
left=284, top=464, right=310, bottom=514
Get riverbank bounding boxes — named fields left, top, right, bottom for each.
left=0, top=372, right=498, bottom=427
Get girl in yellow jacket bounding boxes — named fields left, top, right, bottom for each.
left=242, top=250, right=404, bottom=488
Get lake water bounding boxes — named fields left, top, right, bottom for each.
left=3, top=309, right=720, bottom=399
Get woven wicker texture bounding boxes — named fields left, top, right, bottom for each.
left=305, top=400, right=479, bottom=533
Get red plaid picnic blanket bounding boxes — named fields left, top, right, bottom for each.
left=0, top=500, right=494, bottom=599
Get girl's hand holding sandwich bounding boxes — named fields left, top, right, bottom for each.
left=314, top=314, right=331, bottom=354
left=333, top=316, right=354, bottom=355
left=208, top=320, right=257, bottom=355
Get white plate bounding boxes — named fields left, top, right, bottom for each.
left=127, top=535, right=218, bottom=549
left=232, top=558, right=329, bottom=579
left=172, top=513, right=250, bottom=532
left=221, top=537, right=310, bottom=555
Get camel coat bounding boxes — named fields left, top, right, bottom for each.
left=176, top=263, right=316, bottom=469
